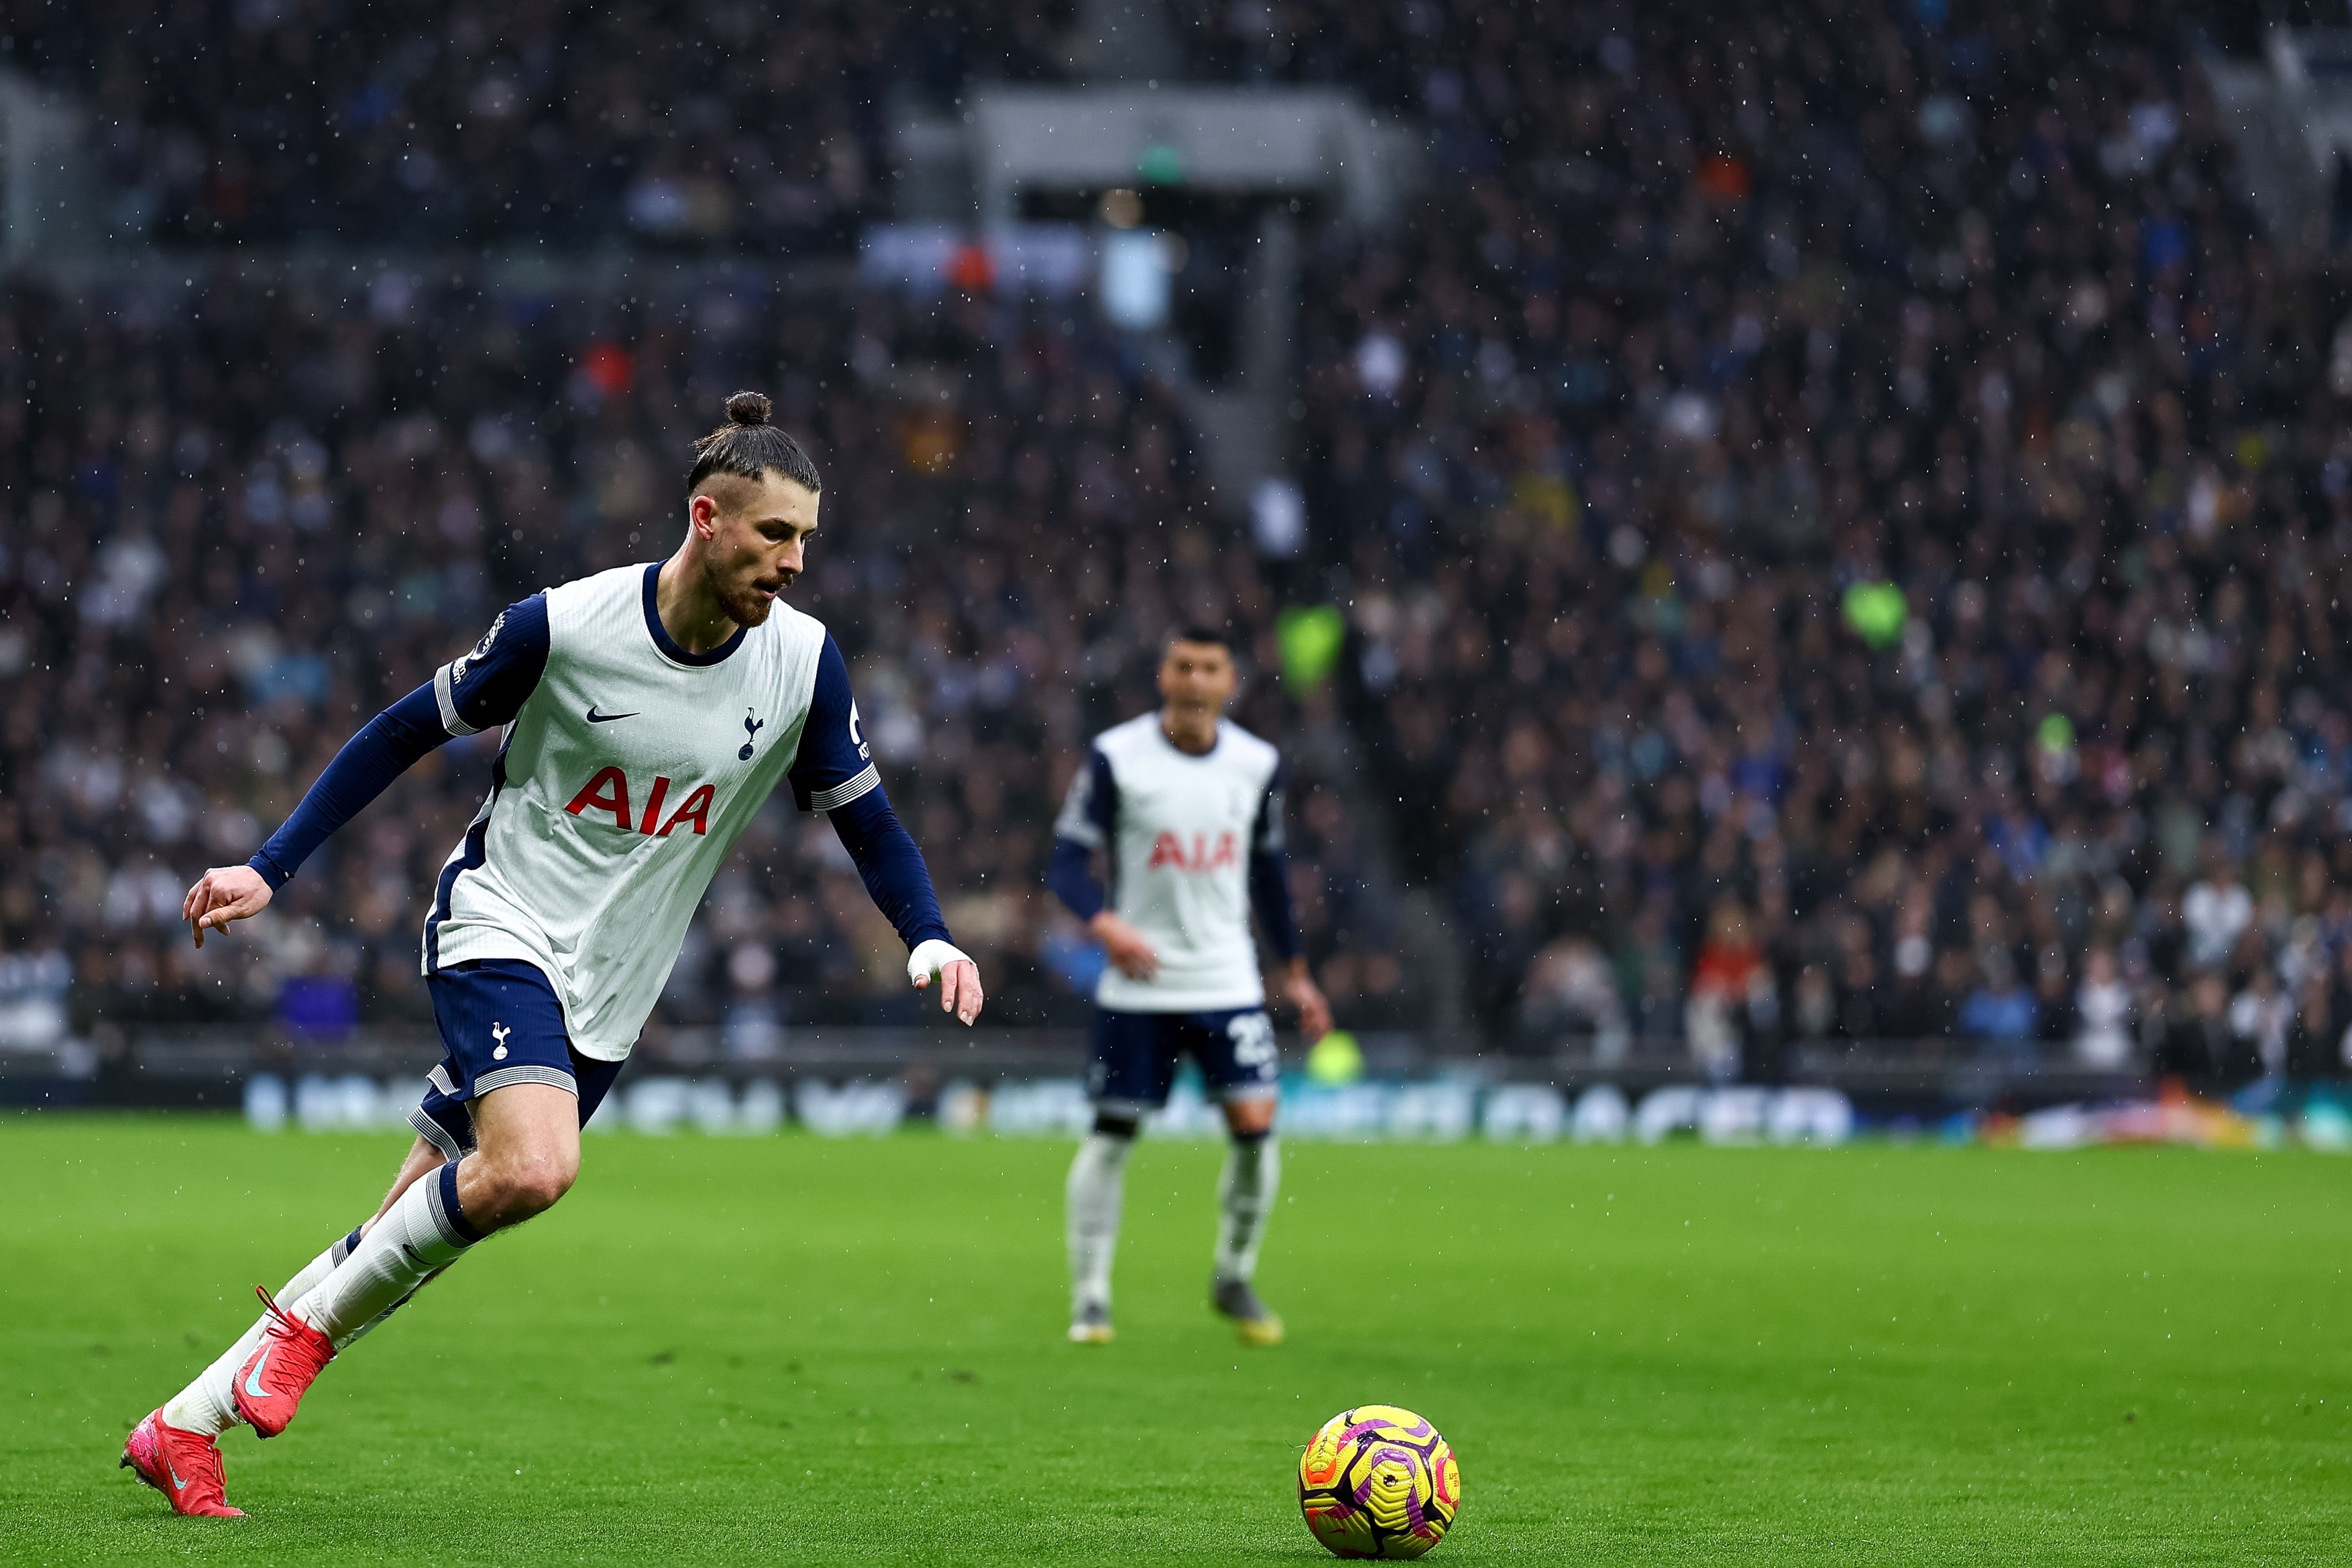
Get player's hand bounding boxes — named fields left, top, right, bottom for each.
left=908, top=940, right=985, bottom=1026
left=183, top=864, right=272, bottom=948
left=929, top=960, right=984, bottom=1025
left=1286, top=964, right=1333, bottom=1042
left=1088, top=911, right=1160, bottom=981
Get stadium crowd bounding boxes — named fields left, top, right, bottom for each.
left=3, top=0, right=1070, bottom=248
left=5, top=0, right=2351, bottom=1090
left=1286, top=0, right=2352, bottom=1087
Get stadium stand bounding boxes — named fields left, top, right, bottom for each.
left=2, top=0, right=2349, bottom=1091
left=3, top=0, right=1071, bottom=247
left=1274, top=0, right=2352, bottom=1088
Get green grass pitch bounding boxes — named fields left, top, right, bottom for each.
left=1, top=1116, right=2346, bottom=1565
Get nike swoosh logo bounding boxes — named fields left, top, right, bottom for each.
left=585, top=706, right=638, bottom=724
left=168, top=1461, right=189, bottom=1490
left=243, top=1348, right=272, bottom=1398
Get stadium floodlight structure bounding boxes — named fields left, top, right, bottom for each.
left=2202, top=26, right=2352, bottom=249
left=0, top=67, right=108, bottom=266
left=897, top=84, right=1417, bottom=514
left=962, top=85, right=1409, bottom=230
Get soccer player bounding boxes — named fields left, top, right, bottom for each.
left=1046, top=627, right=1332, bottom=1347
left=121, top=392, right=983, bottom=1518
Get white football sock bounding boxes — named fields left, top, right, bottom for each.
left=160, top=1224, right=359, bottom=1437
left=291, top=1165, right=475, bottom=1347
left=1213, top=1133, right=1280, bottom=1284
left=1066, top=1131, right=1133, bottom=1317
left=337, top=1268, right=441, bottom=1348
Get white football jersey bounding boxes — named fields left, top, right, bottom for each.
left=1055, top=713, right=1284, bottom=1012
left=422, top=564, right=866, bottom=1060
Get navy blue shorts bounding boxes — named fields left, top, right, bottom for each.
left=407, top=958, right=624, bottom=1162
left=1086, top=1005, right=1281, bottom=1115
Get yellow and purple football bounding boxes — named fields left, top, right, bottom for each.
left=1297, top=1404, right=1461, bottom=1559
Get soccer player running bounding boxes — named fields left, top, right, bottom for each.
left=123, top=393, right=983, bottom=1518
left=1046, top=627, right=1332, bottom=1346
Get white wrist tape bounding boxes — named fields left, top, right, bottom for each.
left=907, top=939, right=973, bottom=986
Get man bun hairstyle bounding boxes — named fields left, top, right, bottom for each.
left=687, top=390, right=822, bottom=498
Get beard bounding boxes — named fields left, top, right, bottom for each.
left=708, top=557, right=787, bottom=628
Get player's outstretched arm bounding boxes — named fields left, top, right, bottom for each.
left=827, top=792, right=981, bottom=1024
left=185, top=598, right=548, bottom=949
left=791, top=634, right=983, bottom=1025
left=1249, top=764, right=1330, bottom=1041
left=1281, top=957, right=1335, bottom=1042
left=1046, top=836, right=1160, bottom=980
left=824, top=787, right=982, bottom=1025
left=1044, top=744, right=1160, bottom=978
left=182, top=682, right=447, bottom=947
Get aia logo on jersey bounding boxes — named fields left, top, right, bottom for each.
left=563, top=767, right=716, bottom=837
left=1146, top=830, right=1238, bottom=873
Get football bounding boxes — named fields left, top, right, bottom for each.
left=1297, top=1405, right=1461, bottom=1559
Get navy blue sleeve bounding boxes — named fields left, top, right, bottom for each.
left=827, top=786, right=953, bottom=950
left=1046, top=747, right=1117, bottom=920
left=1046, top=838, right=1105, bottom=921
left=788, top=634, right=883, bottom=813
left=248, top=683, right=449, bottom=889
left=787, top=634, right=948, bottom=949
left=1247, top=763, right=1300, bottom=962
left=434, top=595, right=550, bottom=735
left=248, top=598, right=547, bottom=891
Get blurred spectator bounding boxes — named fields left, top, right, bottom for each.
left=2153, top=973, right=2261, bottom=1092
left=1519, top=936, right=1630, bottom=1061
left=1789, top=962, right=1836, bottom=1046
left=2073, top=946, right=2134, bottom=1070
left=2031, top=946, right=2076, bottom=1054
left=2286, top=968, right=2351, bottom=1085
left=2229, top=967, right=2292, bottom=1080
left=1959, top=954, right=2037, bottom=1067
left=2184, top=853, right=2253, bottom=972
left=1686, top=896, right=1763, bottom=1080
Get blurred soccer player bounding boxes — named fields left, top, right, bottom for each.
left=1046, top=628, right=1332, bottom=1346
left=121, top=393, right=983, bottom=1518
